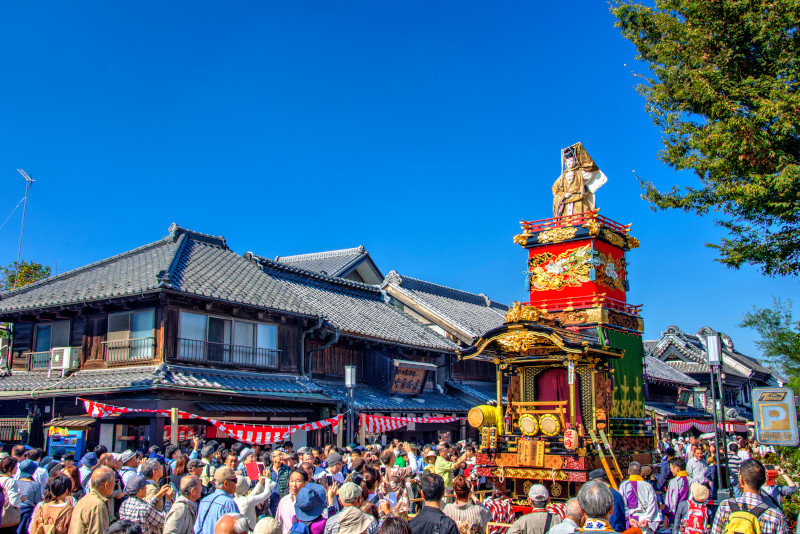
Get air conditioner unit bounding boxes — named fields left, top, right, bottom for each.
left=50, top=347, right=81, bottom=374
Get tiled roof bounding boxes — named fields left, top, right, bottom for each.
left=252, top=258, right=457, bottom=352
left=316, top=380, right=471, bottom=413
left=383, top=271, right=508, bottom=341
left=275, top=246, right=373, bottom=278
left=0, top=363, right=327, bottom=400
left=446, top=380, right=506, bottom=404
left=646, top=402, right=711, bottom=419
left=0, top=225, right=318, bottom=319
left=644, top=356, right=699, bottom=386
left=665, top=360, right=747, bottom=378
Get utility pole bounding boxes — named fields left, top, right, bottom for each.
left=14, top=170, right=35, bottom=290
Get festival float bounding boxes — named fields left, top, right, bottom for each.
left=458, top=142, right=654, bottom=504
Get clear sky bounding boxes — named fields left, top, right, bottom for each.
left=0, top=1, right=796, bottom=359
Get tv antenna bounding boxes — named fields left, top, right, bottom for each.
left=13, top=169, right=35, bottom=290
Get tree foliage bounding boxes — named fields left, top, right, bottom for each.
left=612, top=0, right=800, bottom=276
left=740, top=297, right=800, bottom=382
left=0, top=260, right=51, bottom=292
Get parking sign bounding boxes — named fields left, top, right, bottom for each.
left=752, top=387, right=799, bottom=446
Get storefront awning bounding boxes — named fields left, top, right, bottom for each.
left=44, top=417, right=97, bottom=428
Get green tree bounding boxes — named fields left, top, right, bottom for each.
left=740, top=297, right=800, bottom=384
left=612, top=1, right=800, bottom=276
left=0, top=260, right=51, bottom=292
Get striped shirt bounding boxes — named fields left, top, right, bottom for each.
left=710, top=492, right=786, bottom=534
left=727, top=454, right=742, bottom=483
left=443, top=502, right=492, bottom=531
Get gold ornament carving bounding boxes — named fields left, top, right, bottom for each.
left=627, top=236, right=641, bottom=249
left=529, top=246, right=591, bottom=292
left=584, top=218, right=601, bottom=237
left=537, top=226, right=578, bottom=244
left=496, top=331, right=549, bottom=353
left=513, top=233, right=531, bottom=246
left=529, top=253, right=554, bottom=267
left=602, top=229, right=626, bottom=248
left=594, top=252, right=626, bottom=292
left=505, top=302, right=544, bottom=323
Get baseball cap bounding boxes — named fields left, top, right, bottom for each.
left=528, top=484, right=549, bottom=501
left=81, top=452, right=98, bottom=467
left=125, top=475, right=148, bottom=495
left=326, top=452, right=343, bottom=467
left=587, top=468, right=607, bottom=482
left=187, top=459, right=204, bottom=470
left=119, top=450, right=136, bottom=464
left=214, top=466, right=237, bottom=484
left=337, top=482, right=362, bottom=504
left=690, top=482, right=709, bottom=503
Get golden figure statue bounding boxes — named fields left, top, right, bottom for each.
left=552, top=142, right=607, bottom=219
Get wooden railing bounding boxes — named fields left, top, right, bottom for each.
left=176, top=338, right=280, bottom=369
left=520, top=210, right=631, bottom=235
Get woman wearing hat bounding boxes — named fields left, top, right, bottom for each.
left=293, top=483, right=332, bottom=534
left=0, top=457, right=22, bottom=534
left=16, top=460, right=42, bottom=534
left=233, top=474, right=277, bottom=530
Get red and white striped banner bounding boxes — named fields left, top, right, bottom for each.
left=82, top=399, right=342, bottom=445
left=360, top=413, right=460, bottom=433
left=667, top=419, right=748, bottom=434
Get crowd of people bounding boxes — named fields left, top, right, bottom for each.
left=0, top=434, right=795, bottom=534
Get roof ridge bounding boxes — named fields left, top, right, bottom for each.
left=275, top=246, right=366, bottom=263
left=383, top=270, right=504, bottom=308
left=245, top=253, right=382, bottom=295
left=168, top=223, right=227, bottom=248
left=0, top=236, right=173, bottom=300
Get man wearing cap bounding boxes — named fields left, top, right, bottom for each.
left=118, top=450, right=139, bottom=488
left=68, top=467, right=116, bottom=534
left=164, top=475, right=203, bottom=534
left=119, top=474, right=173, bottom=534
left=314, top=452, right=345, bottom=486
left=323, top=482, right=378, bottom=534
left=195, top=466, right=240, bottom=534
left=237, top=448, right=256, bottom=474
left=79, top=453, right=99, bottom=492
left=506, top=484, right=561, bottom=534
left=618, top=462, right=659, bottom=534
left=22, top=449, right=48, bottom=500
left=586, top=469, right=625, bottom=533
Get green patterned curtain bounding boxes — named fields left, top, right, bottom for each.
left=606, top=329, right=645, bottom=418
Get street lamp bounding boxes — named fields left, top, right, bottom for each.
left=344, top=365, right=356, bottom=446
left=706, top=331, right=729, bottom=499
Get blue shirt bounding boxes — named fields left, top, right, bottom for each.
left=194, top=489, right=239, bottom=534
left=608, top=485, right=626, bottom=532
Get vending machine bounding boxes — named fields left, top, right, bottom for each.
left=47, top=429, right=86, bottom=462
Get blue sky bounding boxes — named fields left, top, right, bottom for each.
left=0, top=1, right=796, bottom=359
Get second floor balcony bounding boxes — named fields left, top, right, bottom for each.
left=176, top=338, right=280, bottom=370
left=103, top=337, right=157, bottom=366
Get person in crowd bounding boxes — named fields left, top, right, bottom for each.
left=546, top=498, right=583, bottom=534
left=1, top=456, right=22, bottom=534
left=236, top=450, right=256, bottom=475
left=663, top=457, right=690, bottom=529
left=277, top=469, right=309, bottom=534
left=761, top=464, right=798, bottom=509
left=432, top=449, right=466, bottom=504
left=194, top=467, right=240, bottom=534
left=17, top=459, right=42, bottom=534
left=118, top=475, right=170, bottom=534
left=233, top=474, right=276, bottom=531
left=170, top=457, right=190, bottom=495
left=139, top=461, right=168, bottom=514
left=293, top=482, right=334, bottom=534
left=22, top=450, right=48, bottom=500
left=686, top=447, right=709, bottom=485
left=105, top=520, right=142, bottom=534
left=505, top=484, right=561, bottom=534
left=68, top=467, right=115, bottom=534
left=187, top=460, right=205, bottom=481
left=737, top=440, right=752, bottom=461
left=379, top=516, right=412, bottom=534
left=671, top=482, right=709, bottom=534
left=362, top=467, right=396, bottom=513
left=711, top=459, right=786, bottom=534
left=421, top=452, right=436, bottom=476
left=213, top=513, right=249, bottom=534
left=314, top=454, right=345, bottom=487
left=199, top=446, right=217, bottom=489
left=78, top=455, right=98, bottom=494
left=254, top=517, right=282, bottom=534
left=728, top=443, right=743, bottom=497
left=407, top=473, right=456, bottom=534
left=300, top=452, right=324, bottom=478
left=379, top=449, right=414, bottom=517
left=442, top=475, right=490, bottom=533
left=585, top=470, right=624, bottom=533
left=164, top=475, right=203, bottom=534
left=117, top=452, right=138, bottom=489
left=618, top=461, right=659, bottom=534
left=324, top=482, right=378, bottom=534
left=574, top=481, right=620, bottom=534
left=29, top=474, right=74, bottom=534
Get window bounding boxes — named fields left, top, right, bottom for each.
left=34, top=321, right=70, bottom=352
left=106, top=309, right=155, bottom=361
left=179, top=312, right=277, bottom=367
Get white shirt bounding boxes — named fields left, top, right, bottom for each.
left=618, top=478, right=660, bottom=527
left=313, top=469, right=344, bottom=485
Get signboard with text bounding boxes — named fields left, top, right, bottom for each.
left=390, top=365, right=427, bottom=395
left=752, top=387, right=799, bottom=446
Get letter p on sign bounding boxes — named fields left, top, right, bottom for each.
left=753, top=387, right=799, bottom=445
left=761, top=405, right=790, bottom=430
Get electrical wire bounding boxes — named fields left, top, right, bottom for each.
left=0, top=196, right=26, bottom=232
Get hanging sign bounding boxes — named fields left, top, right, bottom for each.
left=752, top=387, right=799, bottom=446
